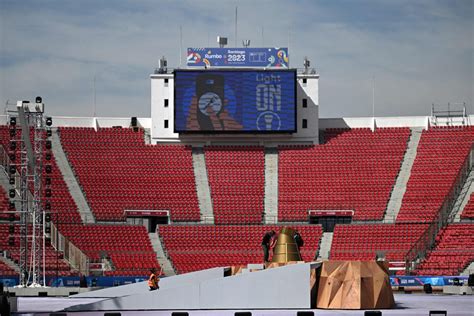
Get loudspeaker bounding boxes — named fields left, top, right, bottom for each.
left=234, top=313, right=251, bottom=316
left=364, top=311, right=382, bottom=316
left=297, top=312, right=315, bottom=316
left=171, top=313, right=189, bottom=316
left=468, top=274, right=474, bottom=287
left=104, top=313, right=121, bottom=316
left=429, top=311, right=447, bottom=316
left=131, top=117, right=138, bottom=127
left=423, top=283, right=432, bottom=294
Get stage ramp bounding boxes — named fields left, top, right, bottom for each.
left=66, top=262, right=321, bottom=311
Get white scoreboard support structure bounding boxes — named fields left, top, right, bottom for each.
left=150, top=71, right=320, bottom=145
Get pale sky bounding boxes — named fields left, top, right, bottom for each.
left=1, top=0, right=473, bottom=118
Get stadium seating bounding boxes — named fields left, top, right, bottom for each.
left=397, top=127, right=474, bottom=222
left=60, top=223, right=160, bottom=276
left=460, top=192, right=474, bottom=219
left=278, top=128, right=410, bottom=221
left=159, top=225, right=323, bottom=274
left=330, top=223, right=428, bottom=262
left=0, top=224, right=77, bottom=276
left=59, top=127, right=200, bottom=222
left=0, top=260, right=16, bottom=276
left=0, top=126, right=82, bottom=224
left=0, top=186, right=14, bottom=221
left=414, top=223, right=474, bottom=276
left=204, top=146, right=264, bottom=224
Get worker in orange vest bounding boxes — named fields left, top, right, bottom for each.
left=148, top=267, right=160, bottom=291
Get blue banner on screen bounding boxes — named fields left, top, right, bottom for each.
left=187, top=48, right=289, bottom=68
left=174, top=70, right=296, bottom=133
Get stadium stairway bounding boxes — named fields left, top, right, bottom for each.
left=451, top=169, right=474, bottom=222
left=148, top=232, right=176, bottom=276
left=384, top=127, right=422, bottom=222
left=52, top=129, right=95, bottom=224
left=0, top=256, right=19, bottom=273
left=316, top=232, right=333, bottom=260
left=264, top=147, right=279, bottom=224
left=462, top=261, right=474, bottom=275
left=192, top=146, right=214, bottom=224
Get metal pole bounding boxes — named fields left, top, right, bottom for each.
left=179, top=25, right=183, bottom=68
left=93, top=75, right=97, bottom=117
left=235, top=7, right=238, bottom=47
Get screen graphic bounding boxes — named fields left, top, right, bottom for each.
left=187, top=48, right=289, bottom=68
left=174, top=70, right=296, bottom=133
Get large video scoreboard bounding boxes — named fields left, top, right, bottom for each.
left=174, top=69, right=296, bottom=133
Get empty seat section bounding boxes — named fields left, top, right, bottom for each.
left=279, top=128, right=410, bottom=221
left=59, top=127, right=199, bottom=222
left=397, top=127, right=474, bottom=222
left=0, top=260, right=16, bottom=276
left=414, top=223, right=474, bottom=276
left=204, top=146, right=264, bottom=224
left=461, top=192, right=474, bottom=219
left=159, top=225, right=323, bottom=274
left=0, top=224, right=77, bottom=276
left=0, top=126, right=82, bottom=224
left=331, top=223, right=427, bottom=263
left=60, top=224, right=160, bottom=276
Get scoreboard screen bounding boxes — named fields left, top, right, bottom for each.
left=174, top=69, right=296, bottom=133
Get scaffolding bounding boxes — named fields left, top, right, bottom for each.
left=8, top=99, right=49, bottom=287
left=431, top=102, right=468, bottom=127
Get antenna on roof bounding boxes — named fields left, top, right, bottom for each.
left=303, top=57, right=310, bottom=74
left=242, top=40, right=250, bottom=48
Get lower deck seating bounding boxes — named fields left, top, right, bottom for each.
left=331, top=223, right=428, bottom=263
left=414, top=223, right=474, bottom=276
left=0, top=224, right=76, bottom=276
left=60, top=224, right=160, bottom=276
left=0, top=260, right=16, bottom=276
left=159, top=225, right=323, bottom=274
